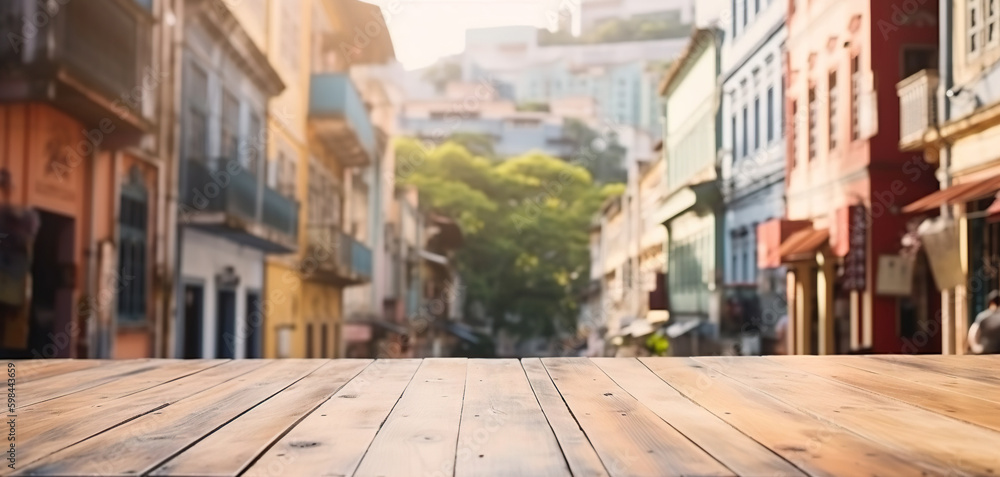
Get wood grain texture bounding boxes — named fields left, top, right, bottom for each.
left=870, top=354, right=1000, bottom=388
left=521, top=358, right=609, bottom=477
left=21, top=359, right=160, bottom=406
left=695, top=356, right=1000, bottom=476
left=17, top=360, right=322, bottom=476
left=150, top=359, right=371, bottom=477
left=15, top=360, right=269, bottom=468
left=543, top=358, right=732, bottom=477
left=770, top=355, right=1000, bottom=432
left=11, top=357, right=1000, bottom=477
left=353, top=358, right=468, bottom=477
left=593, top=358, right=804, bottom=476
left=242, top=359, right=422, bottom=477
left=641, top=357, right=937, bottom=476
left=22, top=360, right=222, bottom=412
left=455, top=359, right=569, bottom=477
left=14, top=360, right=102, bottom=381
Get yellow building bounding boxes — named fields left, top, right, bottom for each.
left=237, top=0, right=394, bottom=358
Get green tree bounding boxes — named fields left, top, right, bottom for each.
left=395, top=137, right=622, bottom=341
left=445, top=132, right=498, bottom=160
left=562, top=119, right=628, bottom=184
left=421, top=61, right=462, bottom=94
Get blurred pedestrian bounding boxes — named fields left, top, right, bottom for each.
left=969, top=291, right=1000, bottom=354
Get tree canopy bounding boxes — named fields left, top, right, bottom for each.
left=395, top=137, right=623, bottom=341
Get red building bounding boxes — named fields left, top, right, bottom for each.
left=762, top=0, right=941, bottom=354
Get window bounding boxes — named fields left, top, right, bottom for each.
left=277, top=326, right=292, bottom=358
left=753, top=96, right=761, bottom=152
left=321, top=323, right=329, bottom=358
left=971, top=0, right=984, bottom=55
left=808, top=87, right=817, bottom=160
left=742, top=105, right=748, bottom=158
left=282, top=0, right=301, bottom=72
left=186, top=65, right=209, bottom=159
left=731, top=115, right=738, bottom=163
left=731, top=0, right=738, bottom=35
left=117, top=167, right=148, bottom=325
left=851, top=55, right=861, bottom=141
left=245, top=112, right=263, bottom=176
left=743, top=0, right=748, bottom=26
left=902, top=48, right=937, bottom=78
left=766, top=87, right=775, bottom=142
left=221, top=91, right=240, bottom=161
left=306, top=323, right=314, bottom=358
left=790, top=100, right=798, bottom=166
left=755, top=0, right=760, bottom=14
left=828, top=71, right=838, bottom=150
left=990, top=0, right=1000, bottom=46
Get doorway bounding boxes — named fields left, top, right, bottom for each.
left=245, top=291, right=262, bottom=358
left=29, top=211, right=75, bottom=358
left=216, top=289, right=236, bottom=358
left=182, top=283, right=204, bottom=358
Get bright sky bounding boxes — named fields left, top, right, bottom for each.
left=367, top=0, right=564, bottom=70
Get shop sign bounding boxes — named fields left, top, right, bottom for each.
left=843, top=205, right=867, bottom=291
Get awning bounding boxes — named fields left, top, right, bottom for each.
left=420, top=250, right=449, bottom=266
left=646, top=310, right=669, bottom=324
left=666, top=319, right=702, bottom=338
left=778, top=227, right=830, bottom=262
left=902, top=175, right=1000, bottom=213
left=757, top=218, right=812, bottom=268
left=987, top=192, right=1000, bottom=220
left=345, top=319, right=409, bottom=336
left=626, top=319, right=655, bottom=338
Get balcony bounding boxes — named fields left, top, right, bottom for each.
left=0, top=0, right=155, bottom=144
left=897, top=69, right=939, bottom=150
left=304, top=224, right=373, bottom=285
left=308, top=73, right=376, bottom=167
left=181, top=158, right=299, bottom=253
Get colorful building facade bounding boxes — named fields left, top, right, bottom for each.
left=0, top=0, right=171, bottom=358
left=774, top=0, right=940, bottom=355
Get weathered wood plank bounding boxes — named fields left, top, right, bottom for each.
left=521, top=358, right=609, bottom=477
left=818, top=355, right=1000, bottom=403
left=593, top=358, right=803, bottom=476
left=695, top=356, right=1000, bottom=476
left=242, top=359, right=421, bottom=477
left=17, top=360, right=322, bottom=476
left=150, top=359, right=371, bottom=477
left=870, top=355, right=1000, bottom=388
left=542, top=358, right=731, bottom=477
left=353, top=358, right=468, bottom=477
left=453, top=359, right=569, bottom=477
left=641, top=357, right=938, bottom=476
left=770, top=356, right=1000, bottom=432
left=15, top=360, right=269, bottom=469
left=12, top=360, right=102, bottom=381
left=21, top=359, right=162, bottom=406
left=23, top=360, right=222, bottom=412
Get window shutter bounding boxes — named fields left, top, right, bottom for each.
left=858, top=71, right=878, bottom=140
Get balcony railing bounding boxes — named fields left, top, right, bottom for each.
left=182, top=158, right=298, bottom=253
left=308, top=73, right=376, bottom=167
left=0, top=0, right=154, bottom=137
left=897, top=69, right=939, bottom=150
left=304, top=224, right=373, bottom=284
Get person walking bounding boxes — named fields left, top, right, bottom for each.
left=969, top=291, right=1000, bottom=354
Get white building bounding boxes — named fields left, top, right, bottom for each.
left=579, top=0, right=694, bottom=30
left=719, top=0, right=788, bottom=354
left=175, top=5, right=294, bottom=359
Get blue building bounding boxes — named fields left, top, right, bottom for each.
left=719, top=0, right=788, bottom=355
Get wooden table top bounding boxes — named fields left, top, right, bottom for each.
left=9, top=355, right=1000, bottom=476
